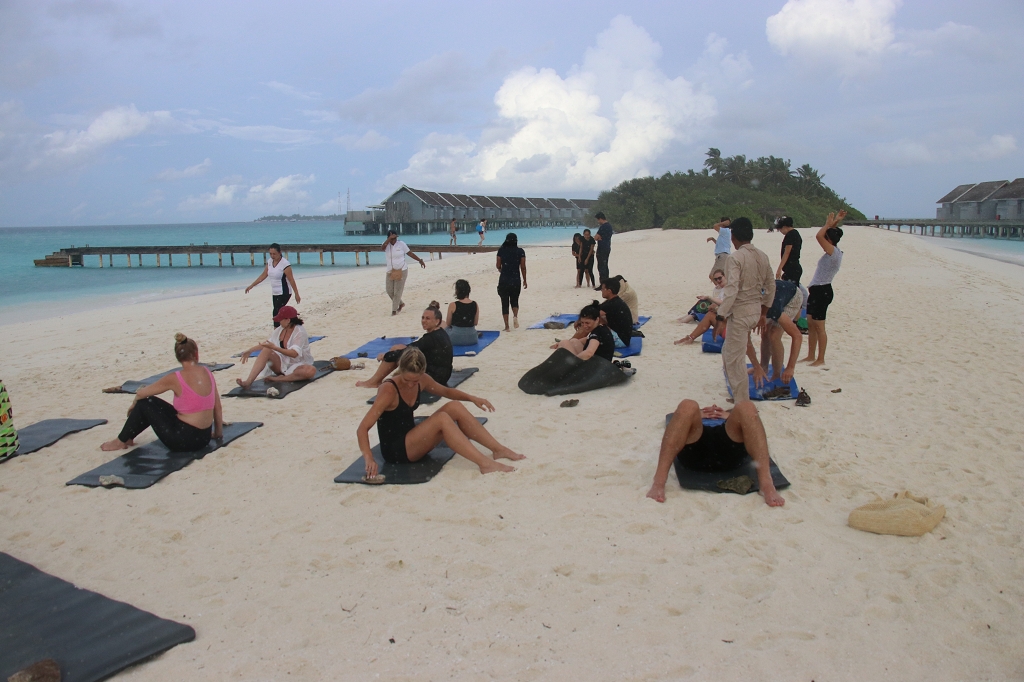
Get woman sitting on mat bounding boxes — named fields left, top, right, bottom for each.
left=445, top=279, right=480, bottom=346
left=236, top=305, right=316, bottom=389
left=101, top=334, right=223, bottom=452
left=356, top=304, right=453, bottom=388
left=678, top=269, right=726, bottom=325
left=357, top=348, right=524, bottom=476
left=549, top=301, right=615, bottom=362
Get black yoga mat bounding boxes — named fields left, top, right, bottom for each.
left=7, top=419, right=108, bottom=458
left=663, top=413, right=790, bottom=494
left=66, top=421, right=263, bottom=489
left=366, top=367, right=479, bottom=406
left=224, top=360, right=333, bottom=399
left=335, top=417, right=487, bottom=485
left=0, top=552, right=195, bottom=682
left=518, top=348, right=629, bottom=397
left=104, top=363, right=234, bottom=394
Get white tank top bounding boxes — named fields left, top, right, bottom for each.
left=267, top=257, right=291, bottom=296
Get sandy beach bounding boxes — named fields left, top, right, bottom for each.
left=2, top=226, right=1023, bottom=680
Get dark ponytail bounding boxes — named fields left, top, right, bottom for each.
left=579, top=300, right=601, bottom=321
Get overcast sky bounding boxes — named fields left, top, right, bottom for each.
left=1, top=0, right=1020, bottom=227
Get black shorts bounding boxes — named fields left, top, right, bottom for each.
left=675, top=423, right=749, bottom=472
left=806, top=284, right=834, bottom=320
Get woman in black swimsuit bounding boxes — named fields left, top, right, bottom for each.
left=356, top=348, right=525, bottom=477
left=445, top=279, right=480, bottom=346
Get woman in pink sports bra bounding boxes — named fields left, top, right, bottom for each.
left=101, top=333, right=224, bottom=452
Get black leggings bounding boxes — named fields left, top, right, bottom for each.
left=272, top=293, right=291, bottom=328
left=583, top=259, right=595, bottom=284
left=118, top=397, right=212, bottom=452
left=497, top=283, right=521, bottom=315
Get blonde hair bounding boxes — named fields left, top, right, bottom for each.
left=173, top=332, right=198, bottom=362
left=397, top=347, right=427, bottom=375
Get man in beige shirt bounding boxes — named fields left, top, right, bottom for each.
left=713, top=218, right=775, bottom=404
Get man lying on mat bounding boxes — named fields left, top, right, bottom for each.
left=646, top=400, right=784, bottom=507
left=356, top=303, right=453, bottom=388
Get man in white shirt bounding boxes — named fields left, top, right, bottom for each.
left=383, top=230, right=426, bottom=316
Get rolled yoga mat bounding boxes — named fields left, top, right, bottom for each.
left=518, top=348, right=630, bottom=397
left=335, top=417, right=488, bottom=485
left=7, top=419, right=108, bottom=460
left=103, top=363, right=234, bottom=394
left=663, top=413, right=790, bottom=494
left=0, top=552, right=195, bottom=682
left=452, top=330, right=500, bottom=357
left=66, top=421, right=263, bottom=489
left=366, top=368, right=479, bottom=406
left=224, top=360, right=334, bottom=399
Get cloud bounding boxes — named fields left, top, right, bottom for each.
left=866, top=132, right=1017, bottom=168
left=692, top=33, right=753, bottom=91
left=386, top=16, right=716, bottom=194
left=766, top=0, right=900, bottom=76
left=178, top=183, right=240, bottom=210
left=36, top=104, right=174, bottom=166
left=334, top=130, right=396, bottom=151
left=179, top=174, right=316, bottom=211
left=265, top=80, right=320, bottom=100
left=217, top=124, right=316, bottom=145
left=155, top=158, right=211, bottom=181
left=48, top=0, right=163, bottom=40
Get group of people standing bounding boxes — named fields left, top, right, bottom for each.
left=570, top=212, right=615, bottom=289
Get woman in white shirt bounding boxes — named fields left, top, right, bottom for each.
left=245, top=242, right=301, bottom=327
left=236, top=306, right=316, bottom=388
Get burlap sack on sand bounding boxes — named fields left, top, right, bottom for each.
left=848, top=491, right=945, bottom=537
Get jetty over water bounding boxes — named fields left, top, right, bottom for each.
left=846, top=219, right=1024, bottom=240
left=34, top=243, right=498, bottom=268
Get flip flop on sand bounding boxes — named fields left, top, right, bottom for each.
left=560, top=399, right=579, bottom=408
left=795, top=389, right=811, bottom=406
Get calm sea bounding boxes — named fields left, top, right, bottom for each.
left=1, top=221, right=580, bottom=323
left=920, top=235, right=1024, bottom=267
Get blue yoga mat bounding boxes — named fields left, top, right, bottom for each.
left=452, top=330, right=500, bottom=356
left=725, top=364, right=799, bottom=401
left=342, top=336, right=417, bottom=360
left=529, top=314, right=651, bottom=330
left=235, top=335, right=326, bottom=358
left=702, top=328, right=724, bottom=354
left=614, top=335, right=642, bottom=358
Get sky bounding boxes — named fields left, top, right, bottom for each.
left=0, top=0, right=1021, bottom=227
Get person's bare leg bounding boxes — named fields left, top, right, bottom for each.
left=801, top=315, right=819, bottom=362
left=355, top=360, right=398, bottom=388
left=778, top=315, right=802, bottom=381
left=760, top=327, right=774, bottom=375
left=676, top=315, right=714, bottom=344
left=237, top=349, right=281, bottom=389
left=502, top=313, right=510, bottom=332
left=809, top=319, right=828, bottom=366
left=264, top=363, right=317, bottom=383
left=647, top=399, right=702, bottom=502
left=101, top=437, right=135, bottom=451
left=769, top=325, right=785, bottom=379
left=512, top=306, right=519, bottom=329
left=437, top=402, right=525, bottom=460
left=405, top=412, right=514, bottom=473
left=724, top=402, right=784, bottom=507
left=554, top=338, right=586, bottom=355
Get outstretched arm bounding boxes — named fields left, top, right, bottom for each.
left=406, top=250, right=427, bottom=268
left=816, top=210, right=846, bottom=255
left=245, top=266, right=269, bottom=293
left=357, top=385, right=393, bottom=476
left=284, top=266, right=300, bottom=303
left=418, top=375, right=495, bottom=411
left=519, top=256, right=527, bottom=289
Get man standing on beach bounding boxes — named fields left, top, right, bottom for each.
left=706, top=217, right=731, bottom=278
left=594, top=212, right=613, bottom=287
left=714, top=217, right=774, bottom=404
left=383, top=230, right=426, bottom=316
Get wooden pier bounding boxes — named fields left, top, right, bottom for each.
left=845, top=219, right=1024, bottom=239
left=34, top=243, right=499, bottom=268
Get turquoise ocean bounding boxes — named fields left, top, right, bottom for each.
left=1, top=222, right=580, bottom=323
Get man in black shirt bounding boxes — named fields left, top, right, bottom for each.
left=599, top=278, right=635, bottom=349
left=356, top=306, right=454, bottom=388
left=594, top=212, right=614, bottom=286
left=776, top=216, right=802, bottom=283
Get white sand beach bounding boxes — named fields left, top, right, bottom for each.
left=2, top=226, right=1023, bottom=680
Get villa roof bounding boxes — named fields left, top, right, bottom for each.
left=936, top=184, right=976, bottom=204
left=955, top=180, right=1008, bottom=203
left=989, top=178, right=1024, bottom=201
left=487, top=196, right=517, bottom=209
left=548, top=198, right=574, bottom=209
left=527, top=198, right=555, bottom=209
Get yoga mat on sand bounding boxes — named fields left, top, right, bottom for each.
left=9, top=419, right=108, bottom=458
left=724, top=365, right=799, bottom=401
left=66, top=421, right=262, bottom=489
left=104, top=363, right=234, bottom=394
left=341, top=336, right=417, bottom=360
left=613, top=335, right=643, bottom=358
left=224, top=360, right=334, bottom=399
left=0, top=552, right=195, bottom=682
left=367, top=368, right=479, bottom=406
left=663, top=414, right=790, bottom=494
left=233, top=335, right=326, bottom=358
left=528, top=314, right=650, bottom=330
left=335, top=417, right=487, bottom=485
left=702, top=328, right=724, bottom=353
left=452, top=330, right=500, bottom=356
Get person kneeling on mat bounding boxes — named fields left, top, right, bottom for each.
left=357, top=348, right=524, bottom=476
left=356, top=304, right=453, bottom=388
left=647, top=400, right=784, bottom=507
left=550, top=301, right=615, bottom=361
left=102, top=333, right=224, bottom=452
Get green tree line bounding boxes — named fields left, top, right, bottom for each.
left=592, top=149, right=865, bottom=231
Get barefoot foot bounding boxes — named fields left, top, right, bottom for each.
left=236, top=378, right=252, bottom=389
left=809, top=359, right=825, bottom=367
left=100, top=438, right=131, bottom=452
left=646, top=483, right=666, bottom=503
left=760, top=485, right=785, bottom=507
left=479, top=460, right=515, bottom=474
left=493, top=447, right=526, bottom=461
left=513, top=317, right=519, bottom=329
left=675, top=336, right=695, bottom=345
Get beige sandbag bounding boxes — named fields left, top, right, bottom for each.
left=848, top=491, right=945, bottom=537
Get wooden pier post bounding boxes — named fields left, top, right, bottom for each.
left=331, top=252, right=335, bottom=265
left=218, top=253, right=223, bottom=266
left=127, top=254, right=132, bottom=267
left=99, top=254, right=103, bottom=267
left=187, top=253, right=192, bottom=267
left=297, top=252, right=301, bottom=265
left=138, top=254, right=142, bottom=267
left=231, top=253, right=235, bottom=266
left=355, top=252, right=360, bottom=266
left=199, top=253, right=203, bottom=266
left=169, top=254, right=173, bottom=266
left=320, top=251, right=324, bottom=266
left=109, top=254, right=113, bottom=267
left=157, top=254, right=161, bottom=267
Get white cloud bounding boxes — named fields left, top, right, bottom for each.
left=692, top=33, right=753, bottom=91
left=334, top=130, right=395, bottom=151
left=387, top=16, right=716, bottom=193
left=867, top=132, right=1017, bottom=168
left=265, top=80, right=320, bottom=100
left=155, top=158, right=211, bottom=181
left=766, top=0, right=900, bottom=76
left=30, top=104, right=175, bottom=170
left=178, top=174, right=316, bottom=211
left=217, top=124, right=315, bottom=145
left=178, top=183, right=239, bottom=210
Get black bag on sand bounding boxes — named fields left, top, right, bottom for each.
left=518, top=348, right=630, bottom=397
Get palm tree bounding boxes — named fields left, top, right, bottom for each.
left=795, top=163, right=824, bottom=197
left=704, top=148, right=724, bottom=177
left=721, top=154, right=749, bottom=185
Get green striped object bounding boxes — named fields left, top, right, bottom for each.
left=0, top=379, right=18, bottom=460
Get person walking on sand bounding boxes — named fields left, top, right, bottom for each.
left=383, top=230, right=426, bottom=316
left=712, top=217, right=774, bottom=405
left=495, top=232, right=526, bottom=331
left=449, top=218, right=458, bottom=246
left=476, top=218, right=487, bottom=245
left=647, top=399, right=784, bottom=507
left=706, top=217, right=731, bottom=279
left=802, top=210, right=846, bottom=367
left=245, top=242, right=301, bottom=328
left=593, top=212, right=614, bottom=287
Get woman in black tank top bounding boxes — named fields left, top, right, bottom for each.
left=357, top=348, right=526, bottom=479
left=445, top=279, right=480, bottom=346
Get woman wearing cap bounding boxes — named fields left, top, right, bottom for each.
left=236, top=306, right=316, bottom=389
left=101, top=333, right=223, bottom=452
left=245, top=243, right=301, bottom=328
left=358, top=347, right=523, bottom=477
